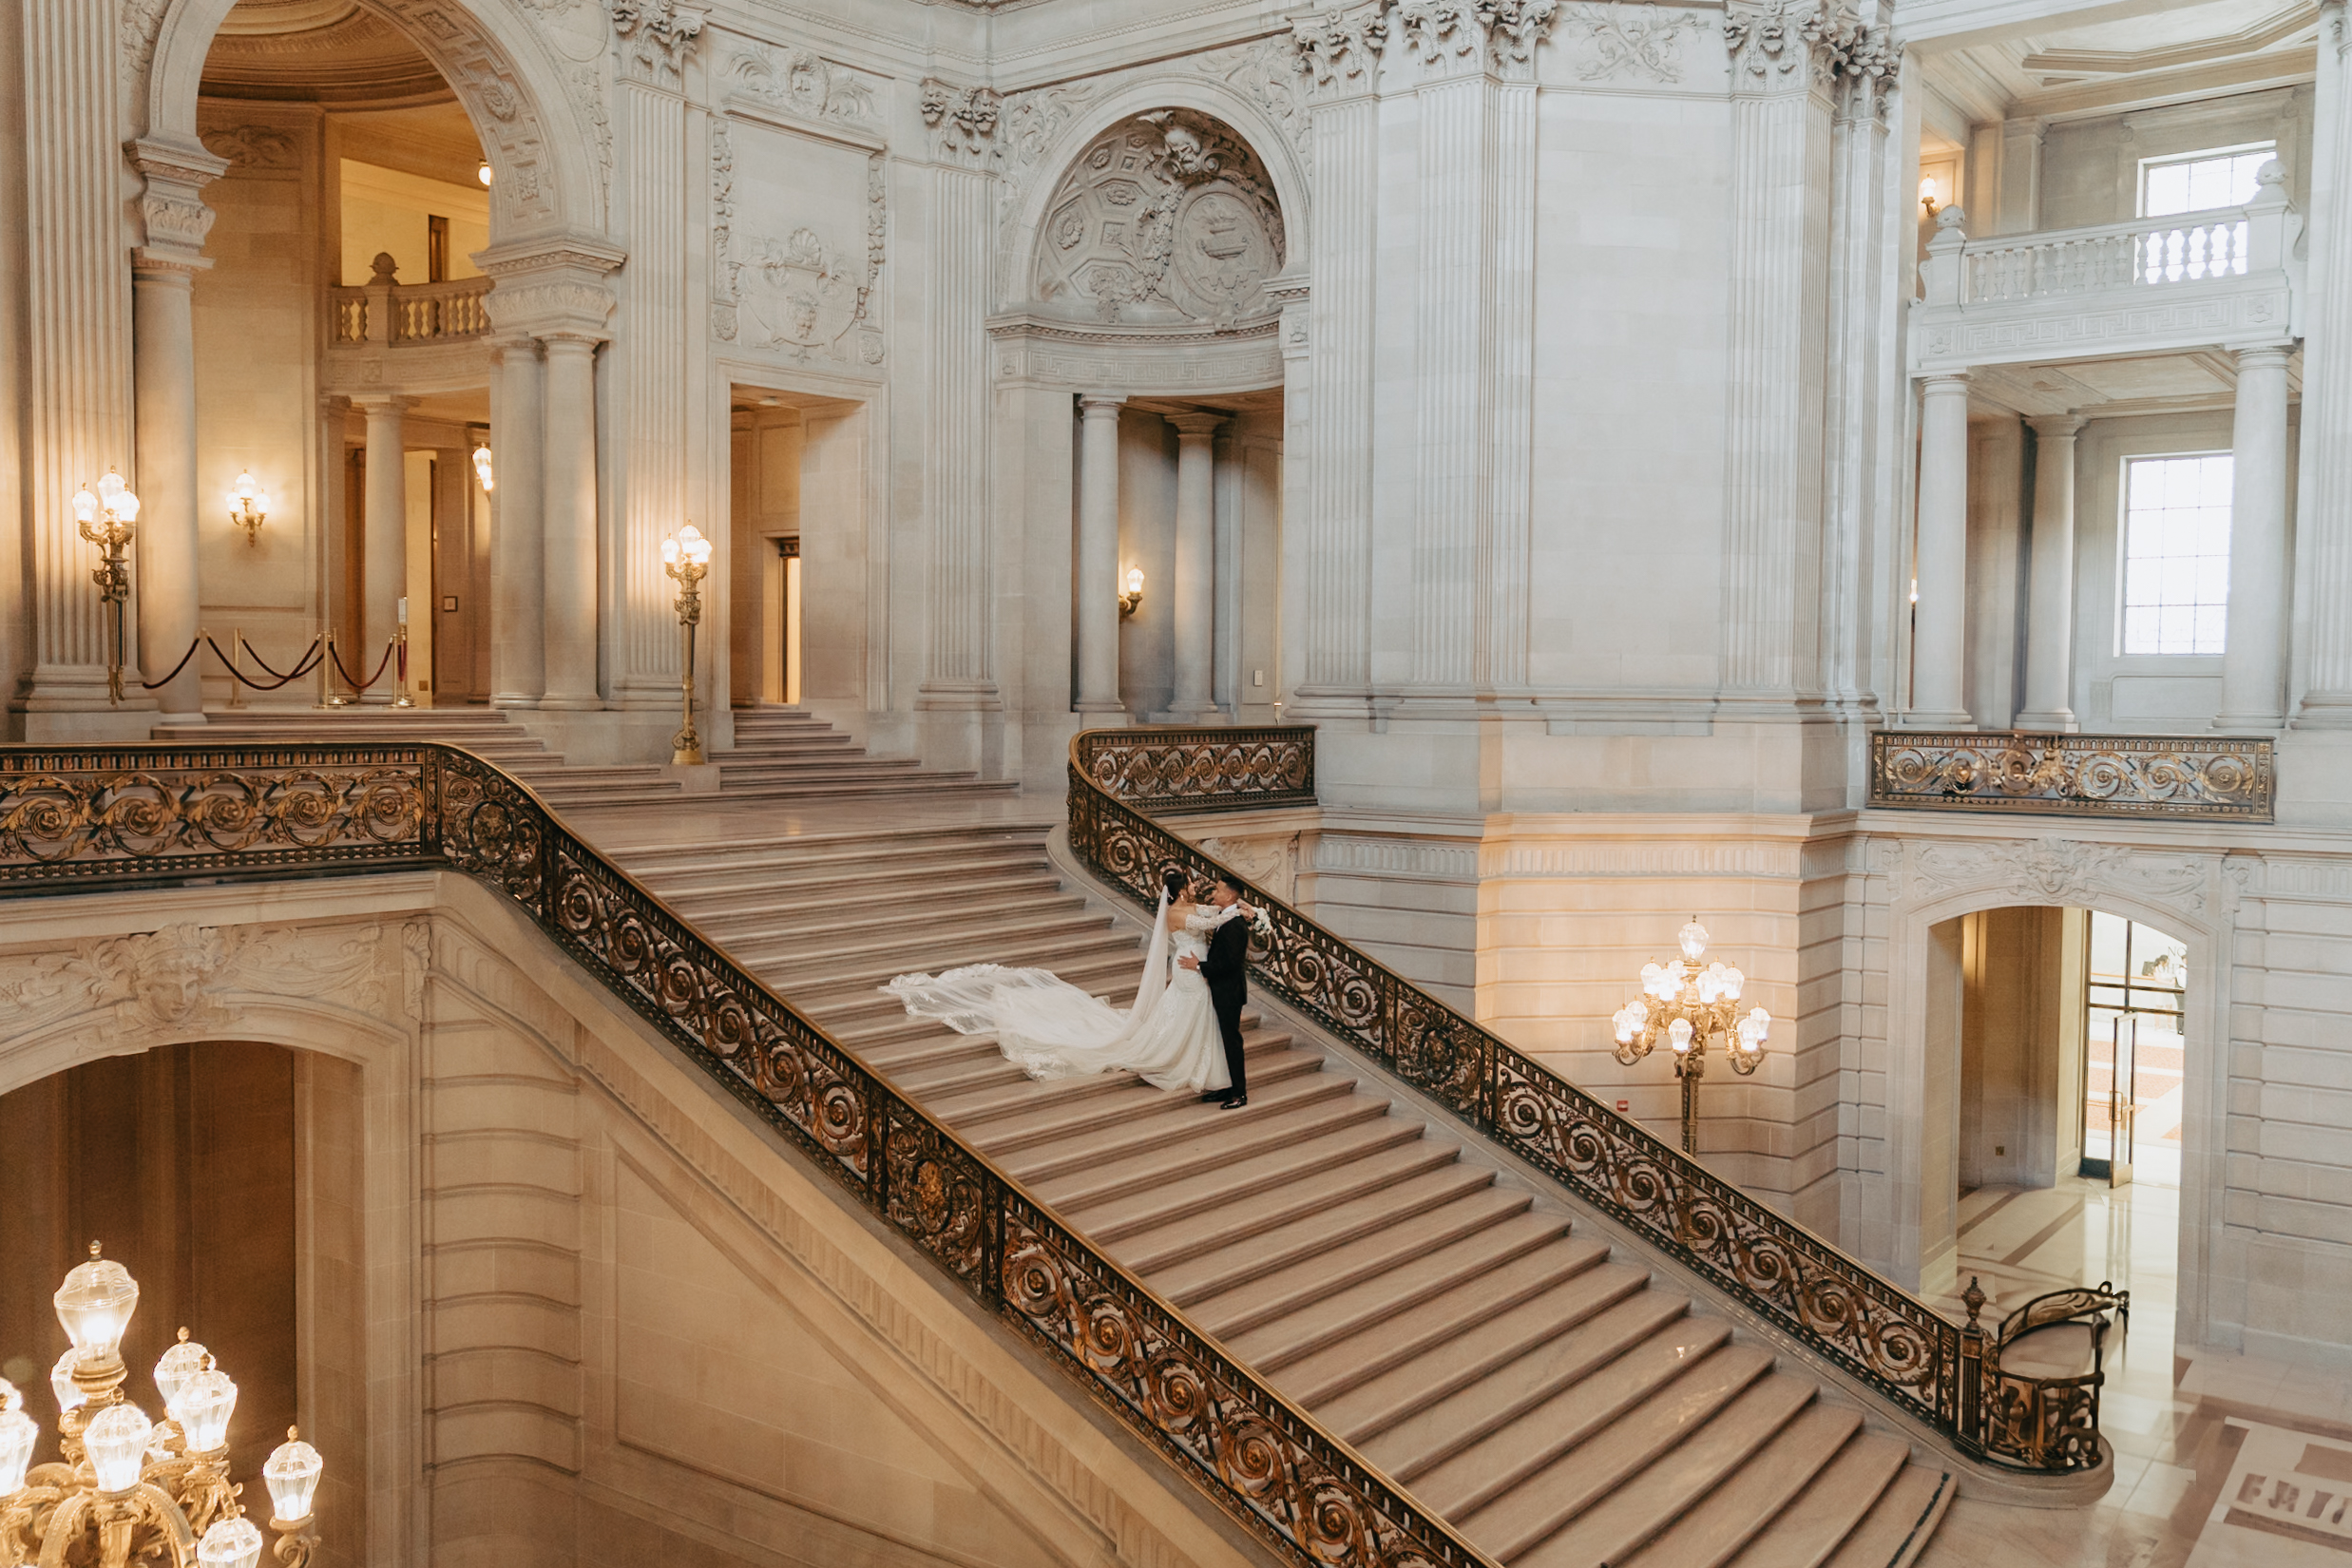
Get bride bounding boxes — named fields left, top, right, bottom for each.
left=882, top=867, right=1236, bottom=1097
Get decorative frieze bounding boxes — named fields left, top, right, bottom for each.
left=1903, top=837, right=2214, bottom=913
left=1561, top=2, right=1710, bottom=85
left=730, top=44, right=881, bottom=125
left=201, top=125, right=300, bottom=171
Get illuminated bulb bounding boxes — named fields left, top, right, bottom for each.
left=96, top=470, right=125, bottom=505
left=198, top=1516, right=265, bottom=1568
left=84, top=1403, right=152, bottom=1495
left=54, top=1248, right=139, bottom=1367
left=476, top=161, right=493, bottom=187
left=155, top=1330, right=208, bottom=1407
left=471, top=444, right=494, bottom=492
left=1668, top=1018, right=1693, bottom=1055
left=71, top=486, right=99, bottom=525
left=1612, top=1008, right=1635, bottom=1045
left=1678, top=918, right=1709, bottom=961
left=1625, top=999, right=1648, bottom=1029
left=1744, top=1006, right=1771, bottom=1046
left=1125, top=566, right=1144, bottom=597
left=50, top=1349, right=84, bottom=1415
left=679, top=524, right=712, bottom=566
left=1722, top=965, right=1744, bottom=1002
left=0, top=1384, right=34, bottom=1498
left=170, top=1367, right=237, bottom=1455
left=264, top=1429, right=323, bottom=1522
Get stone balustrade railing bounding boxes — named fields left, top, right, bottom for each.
left=1912, top=175, right=2301, bottom=372
left=1870, top=731, right=2274, bottom=821
left=327, top=276, right=493, bottom=348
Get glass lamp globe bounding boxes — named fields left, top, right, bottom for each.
left=229, top=470, right=260, bottom=507
left=155, top=1332, right=209, bottom=1407
left=1125, top=566, right=1144, bottom=596
left=1625, top=999, right=1648, bottom=1028
left=54, top=1250, right=139, bottom=1366
left=0, top=1386, right=35, bottom=1498
left=1677, top=918, right=1710, bottom=961
left=679, top=525, right=713, bottom=566
left=471, top=445, right=494, bottom=493
left=71, top=487, right=99, bottom=524
left=197, top=1514, right=265, bottom=1568
left=50, top=1348, right=86, bottom=1415
left=170, top=1367, right=238, bottom=1454
left=1746, top=1006, right=1771, bottom=1042
left=1668, top=1018, right=1694, bottom=1055
left=1612, top=1009, right=1635, bottom=1045
left=1722, top=966, right=1745, bottom=1001
left=84, top=1403, right=153, bottom=1495
left=264, top=1430, right=322, bottom=1521
left=96, top=470, right=125, bottom=506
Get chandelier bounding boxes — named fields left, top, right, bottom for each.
left=0, top=1245, right=323, bottom=1568
left=1610, top=917, right=1771, bottom=1155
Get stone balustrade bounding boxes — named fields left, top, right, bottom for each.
left=323, top=275, right=495, bottom=395
left=1912, top=168, right=2301, bottom=373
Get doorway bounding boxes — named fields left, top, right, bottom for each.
left=727, top=388, right=868, bottom=716
left=2082, top=911, right=2188, bottom=1187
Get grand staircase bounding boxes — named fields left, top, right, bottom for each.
left=147, top=705, right=1012, bottom=811
left=603, top=814, right=1957, bottom=1568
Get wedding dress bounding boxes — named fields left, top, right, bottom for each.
left=882, top=894, right=1233, bottom=1094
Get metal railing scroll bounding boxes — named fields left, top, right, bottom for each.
left=1071, top=725, right=2121, bottom=1473
left=0, top=743, right=1494, bottom=1568
left=1870, top=731, right=2273, bottom=821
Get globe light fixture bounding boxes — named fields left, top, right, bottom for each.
left=470, top=444, right=494, bottom=493
left=227, top=469, right=269, bottom=546
left=71, top=469, right=140, bottom=703
left=1119, top=566, right=1144, bottom=618
left=661, top=524, right=714, bottom=765
left=0, top=1244, right=324, bottom=1567
left=1610, top=917, right=1770, bottom=1155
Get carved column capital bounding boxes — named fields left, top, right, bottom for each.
left=127, top=134, right=229, bottom=269
left=1291, top=0, right=1392, bottom=93
left=920, top=78, right=1003, bottom=163
left=1396, top=0, right=1558, bottom=74
left=1726, top=0, right=1898, bottom=105
left=608, top=0, right=703, bottom=84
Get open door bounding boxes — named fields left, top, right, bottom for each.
left=2081, top=913, right=2185, bottom=1184
left=2108, top=1015, right=2137, bottom=1188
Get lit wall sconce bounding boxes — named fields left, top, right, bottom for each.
left=1119, top=566, right=1144, bottom=619
left=228, top=468, right=269, bottom=546
left=471, top=444, right=495, bottom=492
left=476, top=161, right=493, bottom=187
left=1918, top=175, right=1943, bottom=219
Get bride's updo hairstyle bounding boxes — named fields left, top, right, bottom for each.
left=1161, top=866, right=1190, bottom=904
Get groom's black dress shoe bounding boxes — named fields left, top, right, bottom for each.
left=1198, top=1091, right=1226, bottom=1103
left=1219, top=1094, right=1248, bottom=1110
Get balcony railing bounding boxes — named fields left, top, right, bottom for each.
left=1912, top=173, right=2301, bottom=372
left=327, top=276, right=493, bottom=348
left=1071, top=725, right=2127, bottom=1473
left=1870, top=731, right=2274, bottom=821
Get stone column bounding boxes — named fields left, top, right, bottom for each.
left=2218, top=346, right=2295, bottom=730
left=2298, top=0, right=2352, bottom=723
left=540, top=335, right=602, bottom=709
left=489, top=335, right=545, bottom=707
left=130, top=254, right=207, bottom=724
left=1167, top=412, right=1224, bottom=720
left=1074, top=393, right=1126, bottom=716
left=354, top=395, right=411, bottom=704
left=2017, top=415, right=2085, bottom=731
left=1909, top=373, right=1974, bottom=727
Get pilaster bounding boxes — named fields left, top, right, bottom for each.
left=2298, top=0, right=2352, bottom=724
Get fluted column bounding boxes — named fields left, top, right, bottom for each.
left=2298, top=0, right=2352, bottom=724
left=1075, top=393, right=1126, bottom=715
left=1168, top=412, right=1224, bottom=719
left=1909, top=373, right=1974, bottom=726
left=541, top=335, right=602, bottom=709
left=2218, top=346, right=2294, bottom=730
left=354, top=395, right=412, bottom=703
left=131, top=256, right=206, bottom=723
left=2017, top=415, right=2084, bottom=730
left=489, top=335, right=545, bottom=707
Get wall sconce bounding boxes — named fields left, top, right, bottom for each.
left=227, top=469, right=268, bottom=546
left=471, top=445, right=494, bottom=492
left=1918, top=175, right=1942, bottom=219
left=1119, top=566, right=1144, bottom=619
left=73, top=469, right=139, bottom=704
left=476, top=161, right=493, bottom=187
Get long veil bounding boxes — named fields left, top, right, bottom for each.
left=881, top=892, right=1176, bottom=1080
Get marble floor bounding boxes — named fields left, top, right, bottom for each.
left=1921, top=1176, right=2352, bottom=1566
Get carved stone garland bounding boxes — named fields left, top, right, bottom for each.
left=1032, top=110, right=1287, bottom=328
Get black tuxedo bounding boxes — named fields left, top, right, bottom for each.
left=1198, top=908, right=1251, bottom=1098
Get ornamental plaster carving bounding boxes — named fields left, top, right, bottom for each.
left=1031, top=110, right=1285, bottom=328
left=566, top=62, right=613, bottom=204
left=1905, top=836, right=2212, bottom=915
left=711, top=120, right=886, bottom=365
left=369, top=0, right=562, bottom=225
left=121, top=0, right=172, bottom=91
left=731, top=44, right=879, bottom=125
left=0, top=921, right=386, bottom=1044
left=1195, top=37, right=1311, bottom=166
left=999, top=83, right=1095, bottom=174
left=1196, top=832, right=1303, bottom=903
left=1399, top=0, right=1559, bottom=69
left=1724, top=0, right=1897, bottom=105
left=402, top=919, right=430, bottom=1019
left=609, top=0, right=702, bottom=83
left=710, top=120, right=737, bottom=341
left=202, top=124, right=301, bottom=169
left=1291, top=0, right=1392, bottom=87
left=1562, top=2, right=1710, bottom=83
left=922, top=77, right=1003, bottom=160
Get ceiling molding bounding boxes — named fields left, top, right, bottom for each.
left=2020, top=2, right=2317, bottom=77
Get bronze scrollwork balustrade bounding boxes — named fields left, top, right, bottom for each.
left=1080, top=725, right=1315, bottom=815
left=0, top=742, right=1490, bottom=1568
left=1871, top=731, right=2273, bottom=821
left=1070, top=726, right=2117, bottom=1473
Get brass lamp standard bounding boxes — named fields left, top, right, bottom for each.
left=0, top=1243, right=325, bottom=1568
left=661, top=524, right=714, bottom=765
left=1610, top=918, right=1772, bottom=1156
left=71, top=472, right=141, bottom=704
left=227, top=470, right=269, bottom=547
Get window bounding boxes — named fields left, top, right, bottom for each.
left=2120, top=453, right=2231, bottom=657
left=2139, top=142, right=2276, bottom=218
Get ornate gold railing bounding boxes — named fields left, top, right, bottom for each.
left=1870, top=731, right=2273, bottom=821
left=1078, top=726, right=1315, bottom=813
left=0, top=743, right=1491, bottom=1568
left=1071, top=725, right=2116, bottom=1473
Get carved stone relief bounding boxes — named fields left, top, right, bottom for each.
left=1724, top=0, right=1897, bottom=111
left=1903, top=836, right=2213, bottom=915
left=1195, top=38, right=1310, bottom=168
left=1032, top=111, right=1286, bottom=328
left=1562, top=3, right=1710, bottom=84
left=922, top=77, right=1003, bottom=160
left=1291, top=0, right=1392, bottom=88
left=0, top=922, right=387, bottom=1044
left=710, top=120, right=886, bottom=365
left=733, top=46, right=880, bottom=125
left=609, top=0, right=703, bottom=83
left=202, top=124, right=301, bottom=170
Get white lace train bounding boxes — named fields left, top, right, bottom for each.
left=881, top=893, right=1231, bottom=1094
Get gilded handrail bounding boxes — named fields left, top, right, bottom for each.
left=1069, top=724, right=2113, bottom=1473
left=1870, top=730, right=2273, bottom=820
left=0, top=743, right=1494, bottom=1568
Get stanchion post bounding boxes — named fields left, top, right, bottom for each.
left=227, top=627, right=248, bottom=710
left=318, top=626, right=350, bottom=708
left=392, top=598, right=414, bottom=709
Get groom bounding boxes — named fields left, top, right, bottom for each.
left=1179, top=873, right=1253, bottom=1109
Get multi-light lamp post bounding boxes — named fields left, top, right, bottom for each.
left=1610, top=917, right=1771, bottom=1155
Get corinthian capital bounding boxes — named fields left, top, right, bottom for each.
left=1291, top=0, right=1392, bottom=88
left=609, top=0, right=703, bottom=83
left=1726, top=0, right=1898, bottom=102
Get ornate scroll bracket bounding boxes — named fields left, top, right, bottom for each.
left=1870, top=732, right=2275, bottom=822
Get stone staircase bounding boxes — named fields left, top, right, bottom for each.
left=147, top=705, right=1012, bottom=812
left=605, top=815, right=1956, bottom=1568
